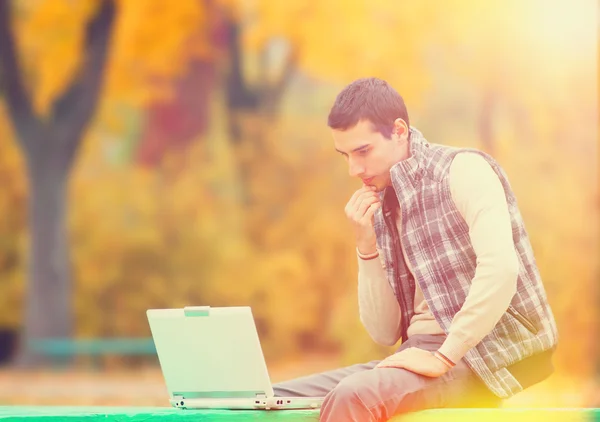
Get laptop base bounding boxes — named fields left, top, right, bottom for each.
left=170, top=396, right=325, bottom=410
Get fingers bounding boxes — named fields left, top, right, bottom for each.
left=348, top=185, right=378, bottom=209
left=360, top=201, right=381, bottom=225
left=346, top=187, right=380, bottom=222
left=347, top=186, right=371, bottom=210
left=375, top=353, right=404, bottom=369
left=374, top=349, right=415, bottom=368
left=376, top=360, right=404, bottom=369
left=377, top=364, right=403, bottom=369
left=354, top=195, right=380, bottom=220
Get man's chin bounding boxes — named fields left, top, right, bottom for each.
left=366, top=184, right=385, bottom=192
left=362, top=178, right=386, bottom=192
left=367, top=183, right=384, bottom=193
left=371, top=181, right=390, bottom=193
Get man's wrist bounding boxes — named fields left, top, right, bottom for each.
left=432, top=351, right=455, bottom=369
left=356, top=240, right=377, bottom=255
left=357, top=247, right=379, bottom=260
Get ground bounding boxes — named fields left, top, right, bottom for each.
left=0, top=354, right=596, bottom=407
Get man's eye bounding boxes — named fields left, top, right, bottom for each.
left=358, top=149, right=369, bottom=156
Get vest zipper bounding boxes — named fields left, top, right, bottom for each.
left=507, top=306, right=538, bottom=335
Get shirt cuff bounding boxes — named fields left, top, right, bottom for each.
left=437, top=333, right=473, bottom=364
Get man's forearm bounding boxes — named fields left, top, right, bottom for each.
left=357, top=251, right=402, bottom=346
left=437, top=255, right=519, bottom=362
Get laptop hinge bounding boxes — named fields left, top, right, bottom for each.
left=174, top=391, right=266, bottom=399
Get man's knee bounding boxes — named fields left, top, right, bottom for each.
left=324, top=372, right=375, bottom=408
left=328, top=374, right=363, bottom=400
left=320, top=373, right=377, bottom=421
left=323, top=368, right=435, bottom=417
left=322, top=369, right=411, bottom=422
left=324, top=369, right=393, bottom=411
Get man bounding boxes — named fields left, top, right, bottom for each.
left=273, top=77, right=558, bottom=422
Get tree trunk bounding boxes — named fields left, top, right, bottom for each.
left=0, top=0, right=117, bottom=365
left=19, top=150, right=72, bottom=364
left=223, top=17, right=296, bottom=212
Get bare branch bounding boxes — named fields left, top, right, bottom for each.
left=225, top=19, right=258, bottom=111
left=52, top=0, right=116, bottom=151
left=263, top=47, right=297, bottom=115
left=0, top=0, right=37, bottom=150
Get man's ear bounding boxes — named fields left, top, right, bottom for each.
left=393, top=118, right=409, bottom=140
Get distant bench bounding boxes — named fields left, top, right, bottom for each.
left=29, top=338, right=157, bottom=366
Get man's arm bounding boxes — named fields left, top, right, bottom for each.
left=357, top=250, right=402, bottom=346
left=344, top=185, right=402, bottom=347
left=437, top=152, right=520, bottom=363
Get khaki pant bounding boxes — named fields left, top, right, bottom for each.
left=273, top=334, right=502, bottom=422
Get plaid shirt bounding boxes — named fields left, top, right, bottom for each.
left=373, top=128, right=558, bottom=398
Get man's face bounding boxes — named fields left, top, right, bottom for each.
left=332, top=119, right=408, bottom=192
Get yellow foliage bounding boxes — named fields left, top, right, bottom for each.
left=107, top=0, right=209, bottom=105
left=15, top=0, right=98, bottom=115
left=13, top=0, right=211, bottom=115
left=0, top=105, right=27, bottom=327
left=238, top=0, right=434, bottom=105
left=0, top=0, right=595, bottom=386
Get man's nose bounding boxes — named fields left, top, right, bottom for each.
left=348, top=159, right=364, bottom=177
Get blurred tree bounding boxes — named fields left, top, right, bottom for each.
left=135, top=60, right=216, bottom=167
left=0, top=0, right=214, bottom=363
left=0, top=0, right=594, bottom=381
left=218, top=0, right=442, bottom=206
left=135, top=0, right=229, bottom=167
left=0, top=0, right=116, bottom=364
left=432, top=0, right=598, bottom=376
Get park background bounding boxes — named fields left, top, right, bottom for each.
left=0, top=0, right=597, bottom=407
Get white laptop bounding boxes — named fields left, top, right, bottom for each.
left=146, top=306, right=325, bottom=410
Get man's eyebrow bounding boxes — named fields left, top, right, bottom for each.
left=335, top=144, right=370, bottom=154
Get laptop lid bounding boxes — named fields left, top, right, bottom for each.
left=147, top=306, right=274, bottom=400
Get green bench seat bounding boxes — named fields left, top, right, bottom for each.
left=0, top=406, right=597, bottom=421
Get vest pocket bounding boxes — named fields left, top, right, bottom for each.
left=507, top=306, right=538, bottom=335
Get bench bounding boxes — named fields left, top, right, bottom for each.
left=0, top=406, right=598, bottom=421
left=28, top=338, right=157, bottom=367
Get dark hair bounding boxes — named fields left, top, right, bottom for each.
left=327, top=77, right=410, bottom=139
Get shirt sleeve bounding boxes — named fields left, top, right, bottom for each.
left=357, top=250, right=402, bottom=346
left=437, top=152, right=519, bottom=363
